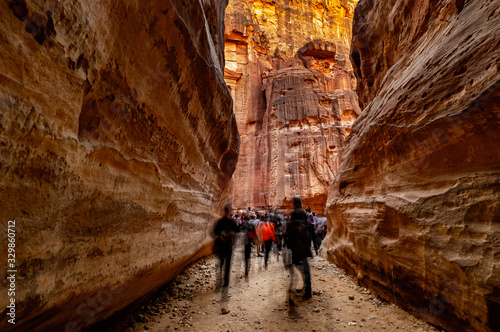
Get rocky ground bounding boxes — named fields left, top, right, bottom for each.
left=93, top=235, right=442, bottom=332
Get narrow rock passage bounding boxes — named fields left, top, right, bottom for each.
left=96, top=234, right=440, bottom=332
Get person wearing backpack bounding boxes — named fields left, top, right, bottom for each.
left=213, top=204, right=238, bottom=289
left=286, top=196, right=313, bottom=303
left=244, top=214, right=256, bottom=280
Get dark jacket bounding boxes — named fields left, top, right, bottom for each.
left=213, top=216, right=238, bottom=253
left=286, top=208, right=312, bottom=262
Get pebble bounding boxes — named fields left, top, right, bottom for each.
left=349, top=295, right=355, bottom=300
left=313, top=307, right=321, bottom=313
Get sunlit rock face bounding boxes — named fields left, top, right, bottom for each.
left=0, top=0, right=237, bottom=331
left=225, top=0, right=359, bottom=212
left=323, top=0, right=500, bottom=331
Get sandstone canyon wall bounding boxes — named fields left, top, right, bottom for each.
left=323, top=0, right=500, bottom=331
left=0, top=0, right=238, bottom=331
left=224, top=0, right=360, bottom=213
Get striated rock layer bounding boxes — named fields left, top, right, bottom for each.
left=261, top=59, right=359, bottom=212
left=323, top=0, right=500, bottom=331
left=0, top=0, right=238, bottom=331
left=224, top=0, right=359, bottom=213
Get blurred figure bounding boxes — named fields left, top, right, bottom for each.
left=234, top=211, right=243, bottom=229
left=274, top=214, right=284, bottom=252
left=307, top=212, right=319, bottom=256
left=286, top=196, right=313, bottom=305
left=249, top=213, right=262, bottom=257
left=243, top=215, right=256, bottom=280
left=213, top=203, right=238, bottom=290
left=315, top=215, right=327, bottom=247
left=260, top=221, right=276, bottom=269
left=254, top=214, right=264, bottom=257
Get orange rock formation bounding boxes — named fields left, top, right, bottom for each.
left=323, top=1, right=500, bottom=331
left=0, top=0, right=238, bottom=330
left=225, top=0, right=359, bottom=213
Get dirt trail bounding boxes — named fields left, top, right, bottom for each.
left=96, top=236, right=441, bottom=332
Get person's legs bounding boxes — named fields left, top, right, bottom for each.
left=317, top=232, right=325, bottom=247
left=302, top=258, right=312, bottom=298
left=244, top=242, right=251, bottom=277
left=223, top=248, right=232, bottom=287
left=256, top=239, right=262, bottom=256
left=310, top=230, right=318, bottom=255
left=216, top=251, right=225, bottom=291
left=287, top=258, right=296, bottom=306
left=264, top=239, right=272, bottom=268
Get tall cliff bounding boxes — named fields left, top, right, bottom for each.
left=225, top=0, right=359, bottom=212
left=0, top=0, right=238, bottom=331
left=323, top=0, right=500, bottom=331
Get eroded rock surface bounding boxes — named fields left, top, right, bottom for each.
left=224, top=0, right=359, bottom=212
left=0, top=0, right=238, bottom=331
left=260, top=59, right=360, bottom=212
left=324, top=1, right=500, bottom=331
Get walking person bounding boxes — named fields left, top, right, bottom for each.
left=308, top=212, right=319, bottom=256
left=315, top=215, right=327, bottom=248
left=254, top=214, right=264, bottom=257
left=243, top=215, right=256, bottom=280
left=285, top=196, right=312, bottom=305
left=212, top=204, right=238, bottom=290
left=261, top=221, right=276, bottom=269
left=249, top=213, right=263, bottom=257
left=275, top=214, right=283, bottom=252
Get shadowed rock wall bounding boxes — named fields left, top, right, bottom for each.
left=224, top=0, right=359, bottom=213
left=323, top=0, right=500, bottom=331
left=0, top=0, right=238, bottom=331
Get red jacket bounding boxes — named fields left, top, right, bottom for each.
left=261, top=222, right=276, bottom=242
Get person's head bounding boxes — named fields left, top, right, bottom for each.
left=223, top=203, right=232, bottom=217
left=312, top=212, right=316, bottom=216
left=292, top=195, right=302, bottom=209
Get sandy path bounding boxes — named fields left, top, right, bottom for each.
left=95, top=235, right=441, bottom=332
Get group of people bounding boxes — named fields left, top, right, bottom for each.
left=212, top=197, right=328, bottom=305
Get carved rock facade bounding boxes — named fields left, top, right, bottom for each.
left=323, top=1, right=500, bottom=331
left=225, top=0, right=359, bottom=212
left=0, top=0, right=238, bottom=330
